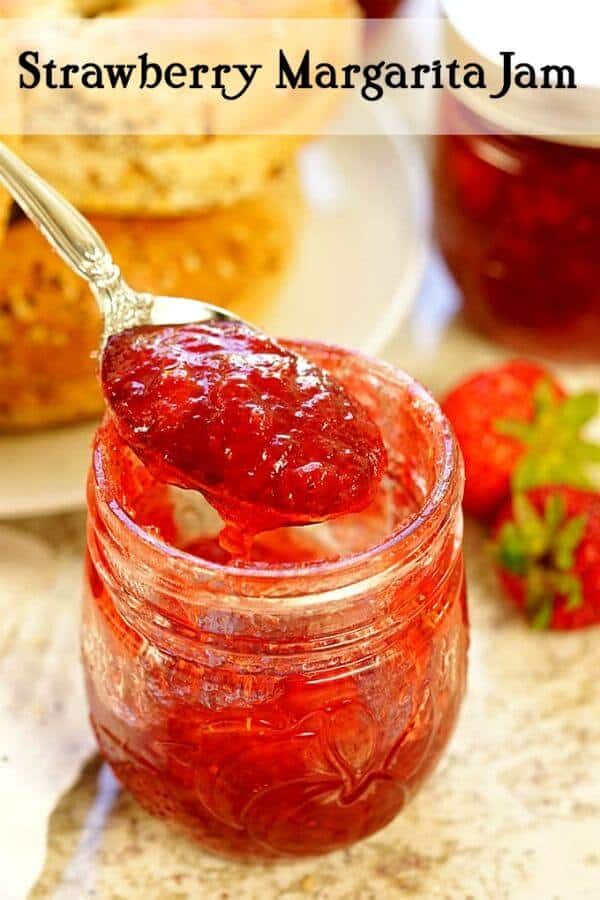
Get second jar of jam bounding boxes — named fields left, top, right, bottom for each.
left=434, top=94, right=600, bottom=361
left=83, top=341, right=468, bottom=860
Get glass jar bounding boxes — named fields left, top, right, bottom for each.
left=434, top=95, right=600, bottom=360
left=82, top=342, right=468, bottom=860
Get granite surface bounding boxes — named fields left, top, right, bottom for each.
left=28, top=292, right=600, bottom=900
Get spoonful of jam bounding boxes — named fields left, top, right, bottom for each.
left=0, top=141, right=386, bottom=550
left=101, top=320, right=386, bottom=551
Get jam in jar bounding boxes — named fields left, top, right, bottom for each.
left=434, top=95, right=600, bottom=360
left=358, top=0, right=402, bottom=15
left=83, top=341, right=468, bottom=859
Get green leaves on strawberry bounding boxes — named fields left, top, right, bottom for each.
left=496, top=380, right=600, bottom=495
left=495, top=492, right=586, bottom=628
left=442, top=360, right=599, bottom=521
left=493, top=487, right=600, bottom=631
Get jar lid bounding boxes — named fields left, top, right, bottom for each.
left=442, top=0, right=600, bottom=146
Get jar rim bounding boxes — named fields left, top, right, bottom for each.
left=92, top=342, right=461, bottom=604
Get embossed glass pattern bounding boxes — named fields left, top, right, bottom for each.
left=82, top=344, right=468, bottom=860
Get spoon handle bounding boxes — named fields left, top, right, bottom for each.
left=0, top=139, right=120, bottom=288
left=0, top=140, right=233, bottom=340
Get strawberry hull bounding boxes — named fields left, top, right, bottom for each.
left=493, top=487, right=600, bottom=630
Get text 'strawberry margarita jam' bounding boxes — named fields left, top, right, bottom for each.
left=83, top=340, right=468, bottom=859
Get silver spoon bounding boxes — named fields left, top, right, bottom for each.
left=0, top=140, right=239, bottom=346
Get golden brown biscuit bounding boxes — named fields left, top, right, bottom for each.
left=0, top=190, right=9, bottom=243
left=15, top=0, right=359, bottom=214
left=21, top=135, right=305, bottom=216
left=0, top=163, right=301, bottom=431
left=0, top=137, right=20, bottom=245
left=0, top=1, right=358, bottom=20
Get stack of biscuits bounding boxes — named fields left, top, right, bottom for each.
left=0, top=139, right=303, bottom=431
left=0, top=0, right=360, bottom=432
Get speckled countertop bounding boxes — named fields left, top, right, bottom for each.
left=29, top=521, right=600, bottom=900
left=31, top=512, right=600, bottom=900
left=26, top=261, right=600, bottom=900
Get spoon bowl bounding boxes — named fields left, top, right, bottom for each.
left=147, top=295, right=238, bottom=329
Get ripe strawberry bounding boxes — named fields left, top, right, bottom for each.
left=493, top=487, right=600, bottom=630
left=442, top=360, right=599, bottom=520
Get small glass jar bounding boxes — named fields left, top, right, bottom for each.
left=82, top=342, right=467, bottom=860
left=434, top=95, right=600, bottom=360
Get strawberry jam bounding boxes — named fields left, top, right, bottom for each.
left=434, top=96, right=600, bottom=360
left=84, top=341, right=468, bottom=859
left=358, top=0, right=401, bottom=15
left=101, top=321, right=386, bottom=551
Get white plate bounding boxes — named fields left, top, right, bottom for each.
left=0, top=120, right=428, bottom=519
left=262, top=130, right=428, bottom=357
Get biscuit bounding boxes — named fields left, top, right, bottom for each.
left=16, top=0, right=359, bottom=213
left=20, top=134, right=305, bottom=216
left=0, top=163, right=301, bottom=431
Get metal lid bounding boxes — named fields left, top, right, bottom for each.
left=442, top=0, right=600, bottom=146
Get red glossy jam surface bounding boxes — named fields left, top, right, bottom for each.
left=101, top=321, right=386, bottom=549
left=434, top=97, right=600, bottom=360
left=358, top=0, right=401, bottom=15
